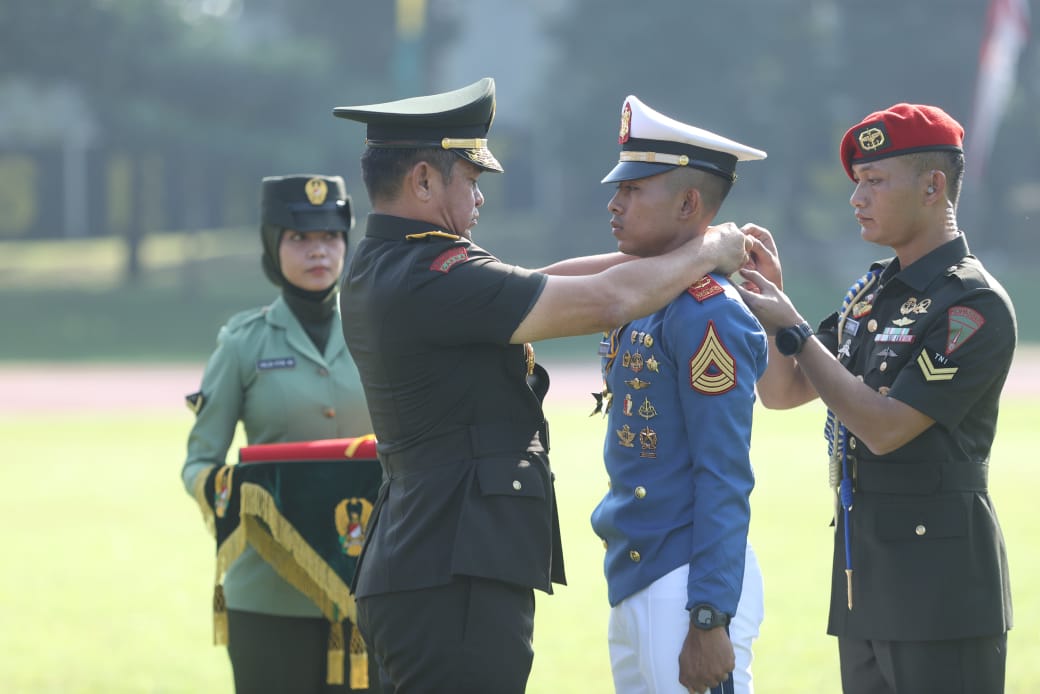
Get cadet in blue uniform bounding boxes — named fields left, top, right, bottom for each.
left=331, top=78, right=753, bottom=693
left=182, top=175, right=378, bottom=693
left=590, top=96, right=768, bottom=694
left=738, top=104, right=1015, bottom=693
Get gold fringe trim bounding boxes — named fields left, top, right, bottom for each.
left=238, top=483, right=357, bottom=623
left=191, top=464, right=218, bottom=538
left=327, top=620, right=345, bottom=685
left=207, top=481, right=373, bottom=687
left=213, top=584, right=229, bottom=645
left=349, top=622, right=370, bottom=690
left=211, top=524, right=246, bottom=645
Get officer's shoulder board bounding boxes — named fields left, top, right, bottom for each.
left=687, top=275, right=725, bottom=302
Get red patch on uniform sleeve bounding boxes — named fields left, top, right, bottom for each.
left=687, top=276, right=724, bottom=302
left=945, top=306, right=985, bottom=355
left=430, top=246, right=469, bottom=273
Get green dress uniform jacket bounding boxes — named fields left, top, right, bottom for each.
left=182, top=295, right=372, bottom=616
left=341, top=213, right=566, bottom=599
left=816, top=234, right=1015, bottom=641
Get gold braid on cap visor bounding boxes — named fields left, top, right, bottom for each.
left=618, top=150, right=735, bottom=181
left=620, top=150, right=691, bottom=166
left=441, top=138, right=487, bottom=150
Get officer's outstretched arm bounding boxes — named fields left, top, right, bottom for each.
left=510, top=223, right=748, bottom=343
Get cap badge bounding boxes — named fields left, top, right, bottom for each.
left=857, top=122, right=889, bottom=153
left=619, top=102, right=632, bottom=144
left=305, top=177, right=328, bottom=206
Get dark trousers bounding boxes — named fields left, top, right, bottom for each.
left=227, top=609, right=384, bottom=694
left=357, top=576, right=536, bottom=694
left=838, top=633, right=1007, bottom=694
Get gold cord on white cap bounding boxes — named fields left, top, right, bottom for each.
left=619, top=151, right=691, bottom=167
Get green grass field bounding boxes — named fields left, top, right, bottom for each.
left=2, top=396, right=1037, bottom=693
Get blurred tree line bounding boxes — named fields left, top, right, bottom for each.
left=537, top=0, right=1038, bottom=289
left=0, top=0, right=1035, bottom=292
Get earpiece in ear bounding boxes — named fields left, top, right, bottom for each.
left=927, top=186, right=936, bottom=194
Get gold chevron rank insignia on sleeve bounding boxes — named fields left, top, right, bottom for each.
left=689, top=321, right=736, bottom=395
left=917, top=349, right=959, bottom=381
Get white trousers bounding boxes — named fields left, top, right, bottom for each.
left=607, top=543, right=764, bottom=694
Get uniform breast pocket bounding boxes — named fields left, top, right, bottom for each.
left=475, top=456, right=547, bottom=500
left=875, top=496, right=968, bottom=543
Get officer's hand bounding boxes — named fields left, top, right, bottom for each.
left=702, top=222, right=750, bottom=277
left=740, top=223, right=783, bottom=292
left=734, top=268, right=804, bottom=331
left=678, top=623, right=734, bottom=693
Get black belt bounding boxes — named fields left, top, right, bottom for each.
left=853, top=458, right=989, bottom=494
left=379, top=422, right=548, bottom=477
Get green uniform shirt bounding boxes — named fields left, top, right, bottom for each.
left=183, top=295, right=372, bottom=616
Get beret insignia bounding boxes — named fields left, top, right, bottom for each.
left=856, top=123, right=889, bottom=154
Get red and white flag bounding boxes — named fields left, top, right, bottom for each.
left=966, top=0, right=1031, bottom=181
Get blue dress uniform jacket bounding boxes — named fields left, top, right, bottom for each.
left=591, top=274, right=767, bottom=615
left=341, top=213, right=566, bottom=598
left=182, top=295, right=372, bottom=615
left=817, top=234, right=1015, bottom=641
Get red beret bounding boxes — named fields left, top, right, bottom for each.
left=839, top=103, right=964, bottom=180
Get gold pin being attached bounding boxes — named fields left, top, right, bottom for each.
left=524, top=343, right=535, bottom=376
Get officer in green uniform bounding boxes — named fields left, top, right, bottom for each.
left=331, top=77, right=752, bottom=693
left=737, top=104, right=1015, bottom=693
left=182, top=174, right=379, bottom=693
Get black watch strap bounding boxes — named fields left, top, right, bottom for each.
left=775, top=320, right=814, bottom=356
left=691, top=604, right=730, bottom=630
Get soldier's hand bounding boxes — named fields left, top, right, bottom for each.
left=740, top=223, right=783, bottom=292
left=734, top=267, right=804, bottom=331
left=703, top=222, right=750, bottom=277
left=678, top=622, right=734, bottom=693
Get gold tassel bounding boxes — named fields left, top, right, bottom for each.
left=349, top=621, right=370, bottom=690
left=213, top=584, right=229, bottom=645
left=326, top=620, right=345, bottom=685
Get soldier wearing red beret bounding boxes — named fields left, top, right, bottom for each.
left=736, top=104, right=1015, bottom=693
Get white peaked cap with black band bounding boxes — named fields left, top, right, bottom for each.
left=602, top=95, right=766, bottom=184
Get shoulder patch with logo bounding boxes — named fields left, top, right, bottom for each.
left=688, top=276, right=725, bottom=302
left=185, top=390, right=205, bottom=415
left=946, top=306, right=985, bottom=354
left=430, top=246, right=469, bottom=273
left=917, top=348, right=959, bottom=382
left=689, top=321, right=736, bottom=395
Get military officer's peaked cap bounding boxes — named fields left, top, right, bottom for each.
left=261, top=174, right=354, bottom=232
left=840, top=103, right=964, bottom=181
left=333, top=77, right=503, bottom=173
left=602, top=95, right=766, bottom=184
